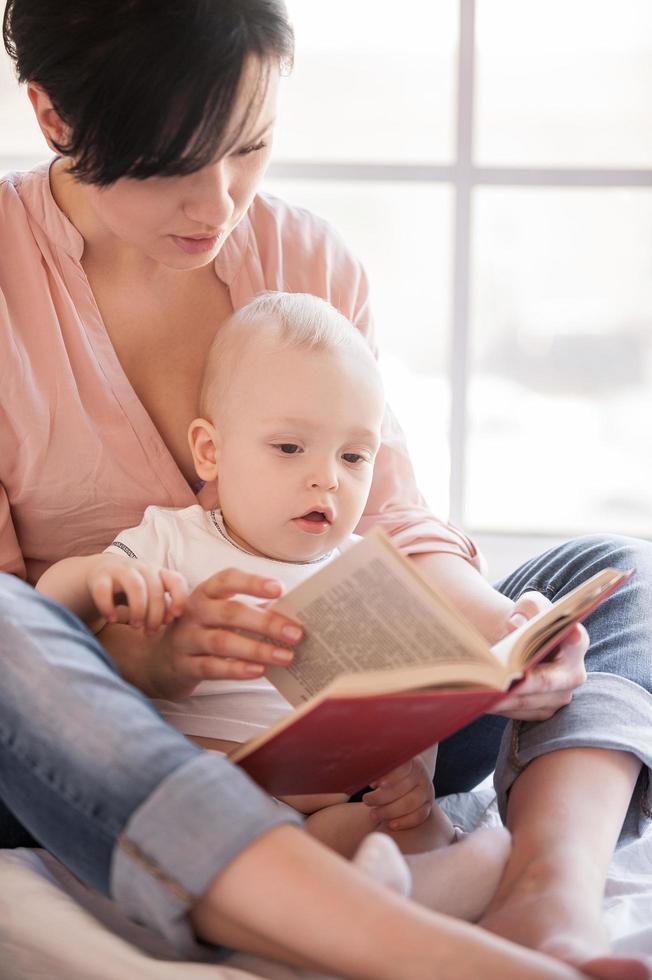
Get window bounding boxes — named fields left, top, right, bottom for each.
left=268, top=0, right=652, bottom=553
left=2, top=1, right=651, bottom=571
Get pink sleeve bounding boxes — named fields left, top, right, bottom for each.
left=0, top=482, right=26, bottom=579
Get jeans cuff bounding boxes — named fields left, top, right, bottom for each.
left=494, top=672, right=652, bottom=840
left=110, top=752, right=303, bottom=958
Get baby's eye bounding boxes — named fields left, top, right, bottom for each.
left=342, top=453, right=366, bottom=465
left=274, top=443, right=302, bottom=455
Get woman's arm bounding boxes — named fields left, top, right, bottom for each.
left=411, top=550, right=514, bottom=643
left=411, top=551, right=589, bottom=720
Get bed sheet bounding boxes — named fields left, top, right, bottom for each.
left=1, top=788, right=650, bottom=979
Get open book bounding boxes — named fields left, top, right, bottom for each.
left=229, top=529, right=631, bottom=795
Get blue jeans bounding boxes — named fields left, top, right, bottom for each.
left=436, top=534, right=652, bottom=837
left=0, top=578, right=301, bottom=954
left=1, top=534, right=651, bottom=948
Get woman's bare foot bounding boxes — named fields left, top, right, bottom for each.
left=582, top=957, right=651, bottom=980
left=479, top=852, right=610, bottom=963
left=478, top=861, right=652, bottom=979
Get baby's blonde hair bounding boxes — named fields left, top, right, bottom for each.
left=199, top=291, right=380, bottom=419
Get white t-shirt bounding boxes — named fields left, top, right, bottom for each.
left=106, top=505, right=354, bottom=743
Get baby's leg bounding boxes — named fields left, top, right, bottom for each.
left=305, top=801, right=511, bottom=923
left=304, top=798, right=454, bottom=857
left=402, top=826, right=511, bottom=922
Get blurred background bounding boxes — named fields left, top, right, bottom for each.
left=2, top=0, right=651, bottom=577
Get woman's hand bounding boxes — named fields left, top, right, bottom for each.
left=150, top=567, right=303, bottom=700
left=361, top=756, right=435, bottom=830
left=492, top=591, right=589, bottom=721
left=88, top=554, right=189, bottom=634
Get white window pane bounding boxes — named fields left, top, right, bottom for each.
left=276, top=0, right=457, bottom=163
left=1, top=50, right=46, bottom=163
left=468, top=187, right=652, bottom=535
left=263, top=177, right=453, bottom=517
left=476, top=0, right=652, bottom=167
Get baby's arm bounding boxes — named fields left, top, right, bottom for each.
left=37, top=554, right=189, bottom=634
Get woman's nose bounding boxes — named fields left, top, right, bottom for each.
left=182, top=161, right=234, bottom=229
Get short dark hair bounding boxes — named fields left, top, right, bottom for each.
left=3, top=0, right=293, bottom=186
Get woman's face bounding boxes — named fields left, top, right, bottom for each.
left=82, top=60, right=279, bottom=269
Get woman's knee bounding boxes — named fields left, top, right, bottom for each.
left=568, top=533, right=652, bottom=577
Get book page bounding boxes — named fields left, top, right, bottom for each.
left=265, top=530, right=494, bottom=706
left=490, top=567, right=632, bottom=673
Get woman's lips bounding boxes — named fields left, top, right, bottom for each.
left=171, top=234, right=221, bottom=255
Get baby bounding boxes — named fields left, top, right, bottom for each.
left=38, top=292, right=510, bottom=919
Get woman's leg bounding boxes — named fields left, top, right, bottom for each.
left=478, top=534, right=652, bottom=964
left=3, top=573, right=613, bottom=980
left=482, top=746, right=641, bottom=959
left=0, top=573, right=300, bottom=955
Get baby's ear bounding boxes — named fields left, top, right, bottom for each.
left=188, top=418, right=221, bottom=481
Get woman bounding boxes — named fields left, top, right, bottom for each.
left=0, top=2, right=650, bottom=977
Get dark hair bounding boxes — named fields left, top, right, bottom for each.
left=3, top=0, right=293, bottom=185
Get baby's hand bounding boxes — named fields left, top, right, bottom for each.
left=362, top=756, right=435, bottom=831
left=88, top=555, right=189, bottom=635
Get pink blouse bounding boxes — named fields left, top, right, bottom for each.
left=0, top=161, right=482, bottom=584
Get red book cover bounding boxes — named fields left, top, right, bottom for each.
left=238, top=687, right=506, bottom=795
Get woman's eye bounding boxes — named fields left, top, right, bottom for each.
left=342, top=453, right=366, bottom=464
left=238, top=140, right=267, bottom=156
left=275, top=443, right=302, bottom=455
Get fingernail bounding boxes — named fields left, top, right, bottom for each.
left=281, top=625, right=302, bottom=642
left=244, top=664, right=264, bottom=676
left=264, top=580, right=281, bottom=596
left=272, top=647, right=294, bottom=664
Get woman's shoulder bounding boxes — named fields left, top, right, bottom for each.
left=247, top=191, right=369, bottom=320
left=0, top=168, right=29, bottom=232
left=0, top=162, right=50, bottom=219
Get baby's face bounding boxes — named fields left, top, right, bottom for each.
left=213, top=341, right=384, bottom=562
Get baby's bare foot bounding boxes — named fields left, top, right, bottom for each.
left=405, top=825, right=512, bottom=921
left=352, top=825, right=511, bottom=921
left=352, top=832, right=412, bottom=896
